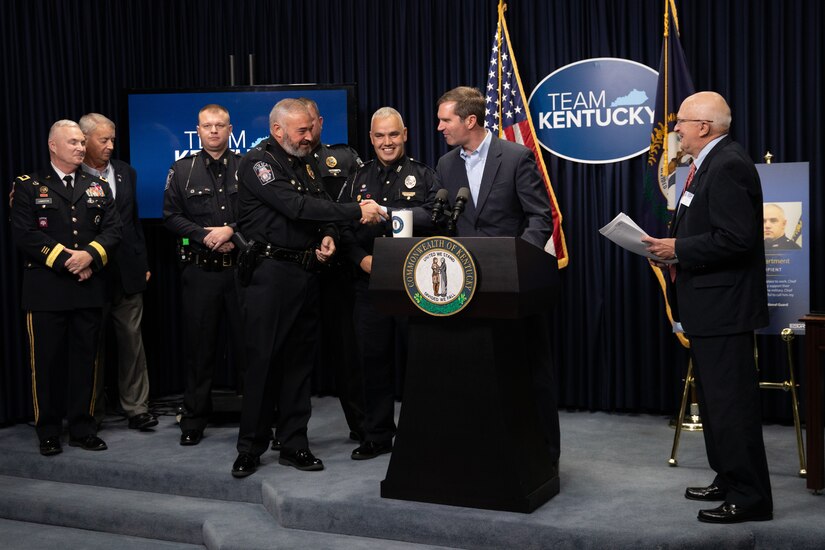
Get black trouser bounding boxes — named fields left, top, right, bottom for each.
left=690, top=331, right=773, bottom=511
left=26, top=308, right=101, bottom=441
left=236, top=260, right=319, bottom=456
left=318, top=263, right=364, bottom=437
left=180, top=264, right=246, bottom=432
left=353, top=277, right=400, bottom=443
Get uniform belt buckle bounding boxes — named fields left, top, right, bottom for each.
left=222, top=254, right=232, bottom=267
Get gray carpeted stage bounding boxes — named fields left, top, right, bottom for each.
left=0, top=396, right=823, bottom=549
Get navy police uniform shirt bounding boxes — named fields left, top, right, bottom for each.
left=10, top=168, right=122, bottom=311
left=311, top=143, right=363, bottom=202
left=236, top=136, right=362, bottom=251
left=162, top=149, right=241, bottom=250
left=343, top=154, right=438, bottom=265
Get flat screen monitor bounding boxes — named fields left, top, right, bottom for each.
left=122, top=85, right=357, bottom=218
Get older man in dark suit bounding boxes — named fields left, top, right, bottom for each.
left=434, top=86, right=560, bottom=473
left=80, top=113, right=156, bottom=431
left=644, top=91, right=772, bottom=524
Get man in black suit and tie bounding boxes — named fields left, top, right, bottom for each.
left=79, top=113, right=156, bottom=431
left=644, top=91, right=772, bottom=523
left=434, top=86, right=560, bottom=474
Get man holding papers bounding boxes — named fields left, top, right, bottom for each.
left=642, top=92, right=771, bottom=524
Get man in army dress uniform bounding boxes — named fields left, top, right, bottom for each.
left=231, top=98, right=386, bottom=477
left=163, top=104, right=247, bottom=446
left=298, top=97, right=366, bottom=446
left=343, top=107, right=439, bottom=460
left=10, top=120, right=121, bottom=456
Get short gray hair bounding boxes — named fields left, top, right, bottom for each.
left=79, top=113, right=115, bottom=135
left=269, top=98, right=310, bottom=127
left=371, top=107, right=405, bottom=128
left=48, top=120, right=82, bottom=140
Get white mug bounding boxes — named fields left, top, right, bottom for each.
left=392, top=209, right=413, bottom=237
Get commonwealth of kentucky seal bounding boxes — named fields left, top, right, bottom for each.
left=403, top=237, right=477, bottom=316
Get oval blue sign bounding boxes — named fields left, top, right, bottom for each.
left=528, top=58, right=658, bottom=164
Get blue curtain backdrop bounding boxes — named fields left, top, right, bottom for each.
left=1, top=0, right=822, bottom=424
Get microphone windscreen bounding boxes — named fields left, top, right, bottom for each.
left=457, top=187, right=471, bottom=202
left=435, top=188, right=449, bottom=201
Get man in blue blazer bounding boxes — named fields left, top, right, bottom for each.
left=434, top=86, right=560, bottom=472
left=644, top=92, right=772, bottom=524
left=80, top=113, right=156, bottom=432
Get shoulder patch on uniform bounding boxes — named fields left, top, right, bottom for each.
left=254, top=161, right=275, bottom=185
left=165, top=168, right=174, bottom=190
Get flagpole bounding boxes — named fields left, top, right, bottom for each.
left=662, top=0, right=669, bottom=183
left=496, top=1, right=505, bottom=137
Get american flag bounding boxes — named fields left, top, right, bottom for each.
left=485, top=2, right=568, bottom=267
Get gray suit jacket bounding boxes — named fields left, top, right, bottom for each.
left=435, top=134, right=552, bottom=249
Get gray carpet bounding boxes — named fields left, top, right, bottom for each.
left=0, top=396, right=823, bottom=549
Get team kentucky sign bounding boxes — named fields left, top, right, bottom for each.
left=528, top=58, right=658, bottom=164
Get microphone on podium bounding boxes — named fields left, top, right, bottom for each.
left=431, top=188, right=450, bottom=224
left=447, top=187, right=471, bottom=233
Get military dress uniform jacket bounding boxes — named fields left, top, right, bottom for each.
left=10, top=168, right=122, bottom=311
left=237, top=137, right=363, bottom=250
left=343, top=155, right=438, bottom=266
left=163, top=150, right=241, bottom=249
left=311, top=143, right=363, bottom=202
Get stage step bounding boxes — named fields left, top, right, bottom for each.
left=0, top=475, right=450, bottom=549
left=0, top=517, right=201, bottom=550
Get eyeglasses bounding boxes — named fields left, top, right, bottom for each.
left=199, top=123, right=228, bottom=131
left=676, top=119, right=713, bottom=125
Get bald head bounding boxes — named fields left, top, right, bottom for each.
left=675, top=91, right=732, bottom=157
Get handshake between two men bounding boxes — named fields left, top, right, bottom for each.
left=315, top=198, right=388, bottom=265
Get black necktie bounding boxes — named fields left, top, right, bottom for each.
left=63, top=175, right=74, bottom=192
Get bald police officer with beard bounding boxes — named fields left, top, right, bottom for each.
left=231, top=98, right=386, bottom=477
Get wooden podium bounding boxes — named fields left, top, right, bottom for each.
left=371, top=237, right=560, bottom=513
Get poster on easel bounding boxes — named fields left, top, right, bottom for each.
left=757, top=162, right=809, bottom=335
left=673, top=161, right=810, bottom=335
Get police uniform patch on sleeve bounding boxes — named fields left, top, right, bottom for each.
left=165, top=169, right=174, bottom=190
left=254, top=161, right=274, bottom=185
left=405, top=175, right=417, bottom=189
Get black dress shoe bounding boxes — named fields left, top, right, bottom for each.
left=231, top=453, right=260, bottom=478
left=180, top=430, right=202, bottom=446
left=351, top=440, right=393, bottom=460
left=68, top=435, right=108, bottom=451
left=271, top=438, right=283, bottom=451
left=279, top=448, right=324, bottom=471
left=128, top=413, right=159, bottom=431
left=685, top=484, right=726, bottom=501
left=698, top=503, right=773, bottom=524
left=39, top=437, right=62, bottom=456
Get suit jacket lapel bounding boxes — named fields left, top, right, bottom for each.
left=43, top=169, right=71, bottom=202
left=670, top=136, right=731, bottom=235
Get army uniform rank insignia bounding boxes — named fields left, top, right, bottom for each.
left=254, top=161, right=274, bottom=185
left=405, top=175, right=416, bottom=189
left=326, top=156, right=337, bottom=168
